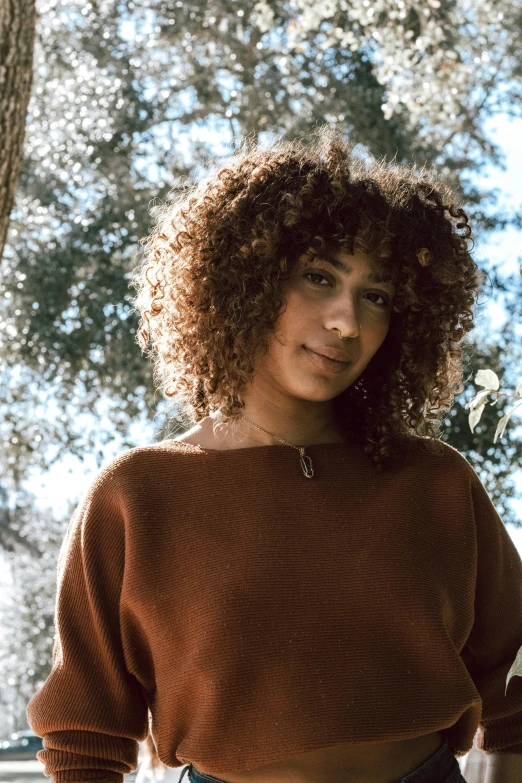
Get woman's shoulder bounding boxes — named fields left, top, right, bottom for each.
left=92, top=439, right=207, bottom=489
left=399, top=434, right=475, bottom=479
left=117, top=438, right=206, bottom=464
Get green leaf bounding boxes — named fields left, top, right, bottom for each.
left=469, top=401, right=486, bottom=433
left=475, top=369, right=500, bottom=391
left=465, top=389, right=491, bottom=410
left=493, top=404, right=519, bottom=443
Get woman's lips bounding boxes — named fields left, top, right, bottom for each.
left=303, top=347, right=350, bottom=374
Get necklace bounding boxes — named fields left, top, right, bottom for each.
left=240, top=414, right=334, bottom=479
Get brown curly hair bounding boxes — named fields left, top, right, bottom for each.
left=130, top=124, right=485, bottom=470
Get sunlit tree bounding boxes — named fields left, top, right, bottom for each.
left=2, top=0, right=521, bottom=477
left=0, top=0, right=37, bottom=260
left=0, top=496, right=67, bottom=732
left=2, top=0, right=522, bottom=729
left=274, top=0, right=522, bottom=152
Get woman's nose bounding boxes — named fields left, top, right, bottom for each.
left=328, top=308, right=361, bottom=340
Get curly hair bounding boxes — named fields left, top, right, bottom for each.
left=130, top=124, right=485, bottom=471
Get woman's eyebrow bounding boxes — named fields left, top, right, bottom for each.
left=316, top=252, right=394, bottom=285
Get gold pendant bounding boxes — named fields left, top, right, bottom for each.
left=299, top=448, right=314, bottom=478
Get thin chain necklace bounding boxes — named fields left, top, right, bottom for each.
left=240, top=414, right=333, bottom=479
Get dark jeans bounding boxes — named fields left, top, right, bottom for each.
left=179, top=736, right=467, bottom=783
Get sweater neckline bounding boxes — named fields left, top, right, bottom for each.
left=170, top=440, right=359, bottom=454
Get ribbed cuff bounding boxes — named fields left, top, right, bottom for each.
left=481, top=743, right=522, bottom=755
left=51, top=773, right=123, bottom=783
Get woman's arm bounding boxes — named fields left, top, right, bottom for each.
left=459, top=464, right=522, bottom=755
left=26, top=462, right=149, bottom=783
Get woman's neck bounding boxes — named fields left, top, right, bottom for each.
left=194, top=411, right=349, bottom=450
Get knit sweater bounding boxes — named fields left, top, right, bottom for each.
left=27, top=438, right=522, bottom=783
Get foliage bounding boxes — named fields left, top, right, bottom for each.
left=0, top=498, right=69, bottom=732
left=441, top=323, right=522, bottom=528
left=466, top=369, right=522, bottom=442
left=2, top=0, right=522, bottom=479
left=461, top=267, right=522, bottom=450
left=1, top=0, right=522, bottom=726
left=276, top=0, right=522, bottom=149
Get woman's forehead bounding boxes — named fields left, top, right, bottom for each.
left=295, top=245, right=394, bottom=284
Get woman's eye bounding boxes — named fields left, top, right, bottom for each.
left=304, top=273, right=390, bottom=307
left=304, top=272, right=330, bottom=286
left=365, top=292, right=389, bottom=307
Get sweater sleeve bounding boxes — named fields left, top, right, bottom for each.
left=26, top=464, right=149, bottom=782
left=460, top=464, right=522, bottom=754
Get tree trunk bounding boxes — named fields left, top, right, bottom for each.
left=0, top=0, right=37, bottom=262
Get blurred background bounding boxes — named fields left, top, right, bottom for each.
left=0, top=0, right=521, bottom=781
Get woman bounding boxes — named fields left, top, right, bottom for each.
left=26, top=126, right=522, bottom=783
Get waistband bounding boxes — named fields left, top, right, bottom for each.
left=180, top=735, right=461, bottom=783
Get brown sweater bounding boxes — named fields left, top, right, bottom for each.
left=27, top=438, right=522, bottom=783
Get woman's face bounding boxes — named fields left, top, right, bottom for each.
left=252, top=245, right=395, bottom=404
